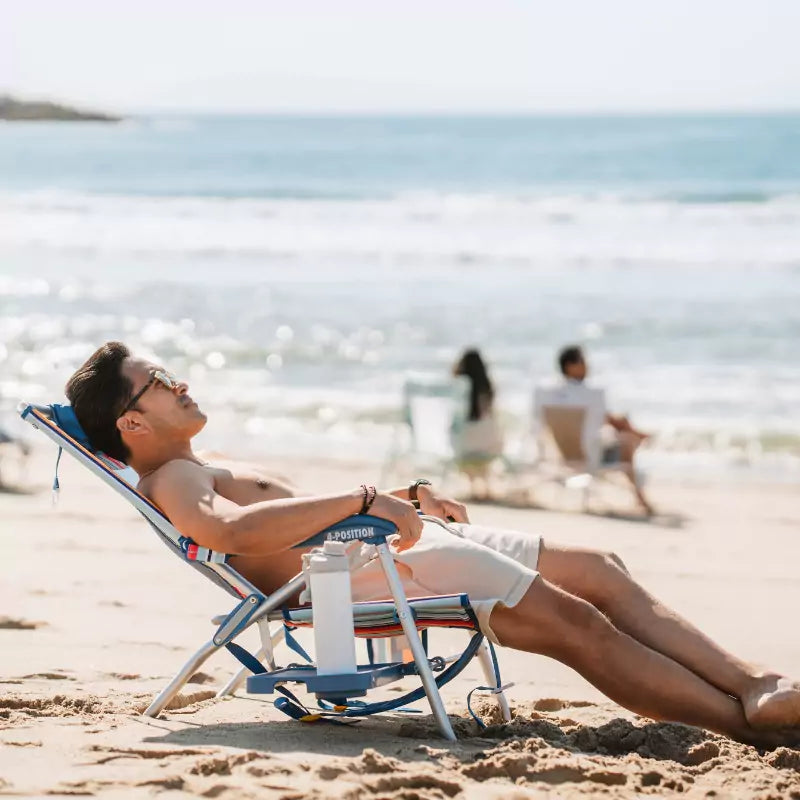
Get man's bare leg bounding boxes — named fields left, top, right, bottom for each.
left=537, top=542, right=800, bottom=730
left=610, top=415, right=650, bottom=443
left=488, top=577, right=797, bottom=746
left=617, top=432, right=653, bottom=514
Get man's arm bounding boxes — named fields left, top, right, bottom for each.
left=148, top=461, right=422, bottom=556
left=386, top=482, right=469, bottom=524
left=605, top=412, right=624, bottom=430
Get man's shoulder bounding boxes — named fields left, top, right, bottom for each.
left=535, top=379, right=606, bottom=408
left=139, top=458, right=210, bottom=494
left=537, top=377, right=605, bottom=393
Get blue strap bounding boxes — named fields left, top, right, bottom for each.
left=488, top=640, right=502, bottom=685
left=465, top=641, right=506, bottom=729
left=317, top=696, right=421, bottom=715
left=282, top=621, right=313, bottom=664
left=274, top=687, right=355, bottom=726
left=225, top=642, right=267, bottom=675
left=52, top=446, right=63, bottom=498
left=331, top=631, right=484, bottom=719
left=466, top=685, right=490, bottom=728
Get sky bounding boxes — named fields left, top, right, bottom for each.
left=3, top=0, right=800, bottom=114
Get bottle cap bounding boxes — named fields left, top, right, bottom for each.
left=322, top=540, right=347, bottom=556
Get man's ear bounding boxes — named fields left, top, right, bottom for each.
left=116, top=413, right=147, bottom=436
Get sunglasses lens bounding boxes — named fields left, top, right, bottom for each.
left=152, top=370, right=176, bottom=389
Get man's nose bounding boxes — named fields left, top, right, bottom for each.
left=175, top=381, right=189, bottom=395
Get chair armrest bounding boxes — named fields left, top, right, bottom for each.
left=292, top=514, right=398, bottom=549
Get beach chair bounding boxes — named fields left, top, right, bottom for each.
left=532, top=385, right=636, bottom=509
left=380, top=377, right=468, bottom=487
left=0, top=422, right=30, bottom=488
left=19, top=401, right=511, bottom=741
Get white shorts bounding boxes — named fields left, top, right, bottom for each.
left=349, top=516, right=541, bottom=643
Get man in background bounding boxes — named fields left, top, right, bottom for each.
left=554, top=344, right=653, bottom=514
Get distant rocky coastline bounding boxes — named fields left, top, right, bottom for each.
left=0, top=95, right=120, bottom=122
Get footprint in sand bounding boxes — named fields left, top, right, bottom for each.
left=0, top=616, right=45, bottom=630
left=187, top=672, right=215, bottom=685
left=22, top=672, right=75, bottom=681
left=533, top=698, right=595, bottom=712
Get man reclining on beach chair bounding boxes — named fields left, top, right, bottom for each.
left=63, top=342, right=800, bottom=748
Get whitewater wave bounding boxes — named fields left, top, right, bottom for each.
left=2, top=189, right=800, bottom=270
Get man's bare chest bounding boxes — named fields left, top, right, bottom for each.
left=205, top=462, right=296, bottom=506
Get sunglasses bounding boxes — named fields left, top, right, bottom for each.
left=121, top=369, right=179, bottom=415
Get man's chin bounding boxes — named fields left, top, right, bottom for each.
left=189, top=408, right=208, bottom=434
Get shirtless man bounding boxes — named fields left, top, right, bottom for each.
left=65, top=342, right=800, bottom=748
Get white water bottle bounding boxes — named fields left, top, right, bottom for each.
left=309, top=541, right=358, bottom=676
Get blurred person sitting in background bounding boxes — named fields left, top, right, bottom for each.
left=557, top=344, right=653, bottom=514
left=452, top=348, right=504, bottom=500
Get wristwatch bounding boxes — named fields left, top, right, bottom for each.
left=409, top=478, right=432, bottom=508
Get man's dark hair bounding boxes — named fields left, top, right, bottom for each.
left=65, top=341, right=133, bottom=462
left=558, top=344, right=584, bottom=376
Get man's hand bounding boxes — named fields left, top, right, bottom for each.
left=417, top=484, right=469, bottom=524
left=368, top=492, right=423, bottom=552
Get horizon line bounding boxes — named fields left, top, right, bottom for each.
left=117, top=106, right=800, bottom=117
left=4, top=92, right=800, bottom=118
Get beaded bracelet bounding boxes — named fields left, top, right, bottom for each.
left=365, top=484, right=377, bottom=513
left=360, top=484, right=377, bottom=514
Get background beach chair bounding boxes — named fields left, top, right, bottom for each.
left=0, top=421, right=31, bottom=488
left=380, top=376, right=469, bottom=487
left=20, top=401, right=511, bottom=740
left=530, top=385, right=638, bottom=509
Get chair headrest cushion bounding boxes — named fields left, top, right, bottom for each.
left=49, top=404, right=93, bottom=451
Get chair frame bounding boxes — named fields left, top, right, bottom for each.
left=528, top=394, right=637, bottom=510
left=20, top=403, right=510, bottom=740
left=380, top=376, right=469, bottom=487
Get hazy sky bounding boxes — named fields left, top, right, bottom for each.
left=4, top=0, right=800, bottom=113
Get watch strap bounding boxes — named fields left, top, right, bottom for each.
left=409, top=478, right=432, bottom=506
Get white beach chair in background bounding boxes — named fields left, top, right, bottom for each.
left=0, top=421, right=31, bottom=488
left=20, top=401, right=511, bottom=740
left=380, top=376, right=469, bottom=487
left=531, top=384, right=635, bottom=509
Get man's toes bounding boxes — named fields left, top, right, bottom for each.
left=746, top=676, right=800, bottom=729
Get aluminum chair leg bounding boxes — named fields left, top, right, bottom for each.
left=216, top=625, right=285, bottom=699
left=375, top=543, right=456, bottom=741
left=477, top=638, right=511, bottom=723
left=143, top=639, right=220, bottom=718
left=371, top=637, right=389, bottom=663
left=145, top=573, right=307, bottom=719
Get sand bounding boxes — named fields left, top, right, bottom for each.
left=2, top=446, right=800, bottom=798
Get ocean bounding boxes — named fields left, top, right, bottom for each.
left=1, top=114, right=799, bottom=480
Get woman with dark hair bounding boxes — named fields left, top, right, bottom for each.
left=452, top=348, right=504, bottom=499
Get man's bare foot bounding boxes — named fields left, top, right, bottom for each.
left=743, top=673, right=800, bottom=729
